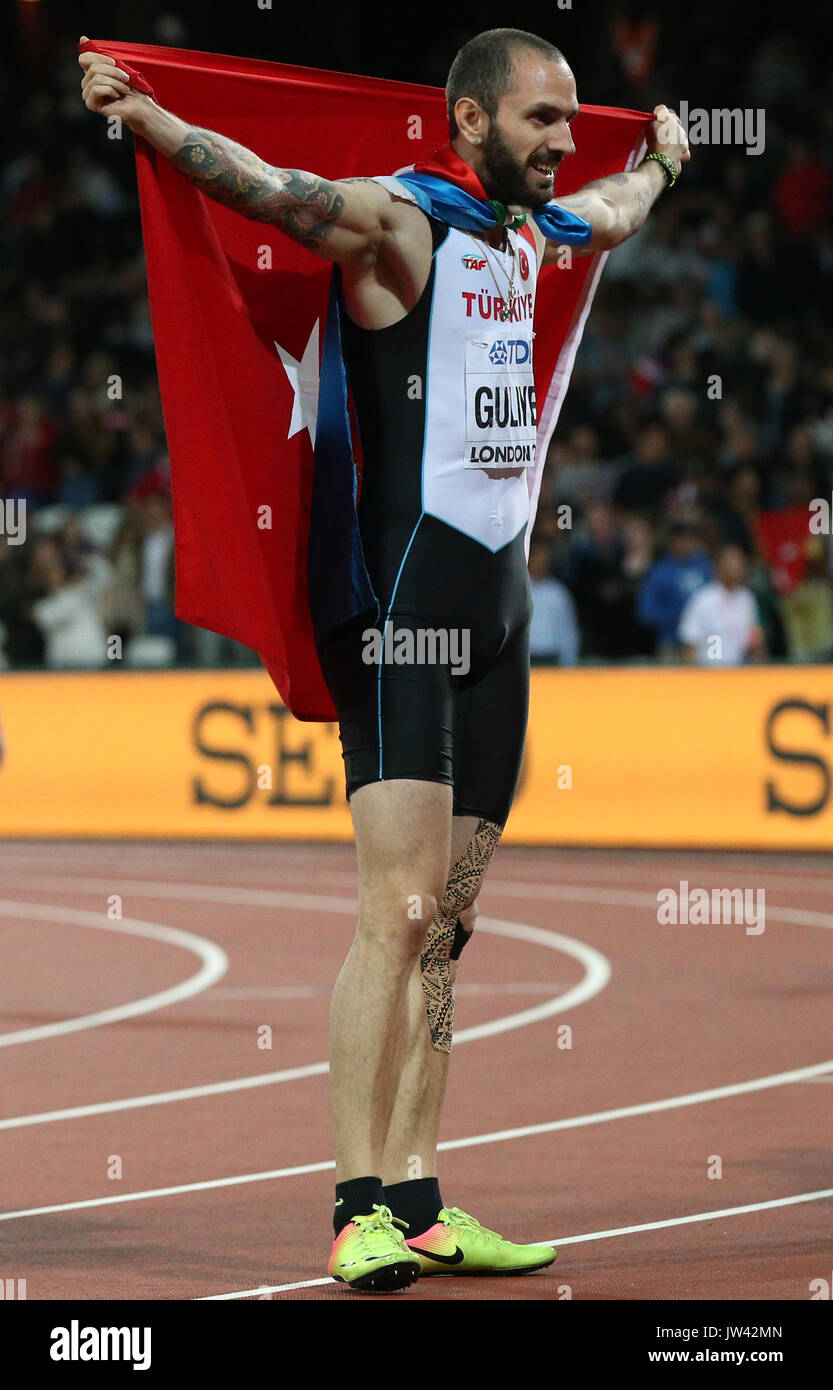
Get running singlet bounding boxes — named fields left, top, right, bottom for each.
left=320, top=181, right=538, bottom=824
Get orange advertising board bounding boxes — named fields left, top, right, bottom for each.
left=0, top=666, right=830, bottom=846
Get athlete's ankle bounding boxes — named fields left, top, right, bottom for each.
left=383, top=1176, right=444, bottom=1235
left=333, top=1175, right=385, bottom=1234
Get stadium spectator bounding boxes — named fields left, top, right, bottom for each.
left=613, top=421, right=677, bottom=516
left=657, top=388, right=717, bottom=474
left=638, top=520, right=712, bottom=655
left=528, top=537, right=580, bottom=665
left=133, top=470, right=176, bottom=642
left=678, top=544, right=765, bottom=664
left=0, top=394, right=58, bottom=502
left=780, top=537, right=833, bottom=662
left=566, top=503, right=654, bottom=658
left=28, top=535, right=109, bottom=669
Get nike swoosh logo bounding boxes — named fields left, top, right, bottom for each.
left=408, top=1244, right=465, bottom=1265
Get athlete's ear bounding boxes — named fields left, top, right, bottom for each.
left=454, top=97, right=486, bottom=150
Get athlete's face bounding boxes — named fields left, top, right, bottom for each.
left=479, top=54, right=579, bottom=209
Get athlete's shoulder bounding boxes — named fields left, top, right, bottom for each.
left=336, top=175, right=423, bottom=214
left=344, top=176, right=450, bottom=255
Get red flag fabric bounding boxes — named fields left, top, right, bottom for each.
left=79, top=39, right=650, bottom=719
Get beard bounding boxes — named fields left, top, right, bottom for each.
left=479, top=122, right=560, bottom=208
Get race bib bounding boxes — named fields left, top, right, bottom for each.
left=464, top=335, right=537, bottom=469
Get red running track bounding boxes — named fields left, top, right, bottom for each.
left=0, top=841, right=830, bottom=1301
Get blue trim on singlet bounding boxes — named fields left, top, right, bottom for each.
left=377, top=514, right=425, bottom=777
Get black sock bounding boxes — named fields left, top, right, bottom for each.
left=333, top=1175, right=385, bottom=1235
left=383, top=1177, right=444, bottom=1237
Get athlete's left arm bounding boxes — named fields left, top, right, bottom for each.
left=538, top=105, right=690, bottom=266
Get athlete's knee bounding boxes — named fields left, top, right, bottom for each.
left=356, top=887, right=439, bottom=962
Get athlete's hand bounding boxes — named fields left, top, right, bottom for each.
left=78, top=37, right=149, bottom=130
left=647, top=105, right=690, bottom=175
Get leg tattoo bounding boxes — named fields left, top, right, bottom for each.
left=420, top=818, right=502, bottom=1053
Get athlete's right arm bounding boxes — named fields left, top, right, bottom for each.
left=79, top=44, right=392, bottom=264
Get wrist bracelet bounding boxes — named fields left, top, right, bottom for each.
left=644, top=151, right=679, bottom=188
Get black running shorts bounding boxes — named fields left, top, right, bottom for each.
left=319, top=517, right=532, bottom=826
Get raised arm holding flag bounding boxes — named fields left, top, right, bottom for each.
left=79, top=28, right=688, bottom=1293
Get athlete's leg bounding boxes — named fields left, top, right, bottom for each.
left=329, top=777, right=452, bottom=1182
left=380, top=611, right=531, bottom=1187
left=380, top=812, right=501, bottom=1184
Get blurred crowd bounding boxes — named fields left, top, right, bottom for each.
left=1, top=7, right=832, bottom=670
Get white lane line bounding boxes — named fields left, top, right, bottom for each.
left=9, top=858, right=831, bottom=893
left=0, top=908, right=609, bottom=1129
left=4, top=1055, right=833, bottom=1221
left=0, top=901, right=228, bottom=1047
left=0, top=877, right=353, bottom=914
left=490, top=865, right=833, bottom=895
left=438, top=1055, right=833, bottom=1150
left=457, top=916, right=609, bottom=1043
left=201, top=1279, right=334, bottom=1299
left=0, top=1160, right=337, bottom=1222
left=550, top=1186, right=833, bottom=1246
left=23, top=871, right=825, bottom=933
left=0, top=1063, right=331, bottom=1131
left=198, top=1186, right=833, bottom=1299
left=4, top=873, right=831, bottom=930
left=487, top=881, right=833, bottom=930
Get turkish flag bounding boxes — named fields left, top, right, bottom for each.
left=78, top=39, right=650, bottom=719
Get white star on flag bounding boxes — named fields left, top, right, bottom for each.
left=274, top=320, right=320, bottom=447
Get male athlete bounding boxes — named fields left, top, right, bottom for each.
left=80, top=28, right=689, bottom=1292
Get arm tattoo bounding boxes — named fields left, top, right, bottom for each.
left=171, top=127, right=345, bottom=248
left=569, top=168, right=657, bottom=238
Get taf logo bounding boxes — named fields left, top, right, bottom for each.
left=462, top=255, right=487, bottom=270
left=488, top=339, right=531, bottom=365
left=518, top=247, right=530, bottom=281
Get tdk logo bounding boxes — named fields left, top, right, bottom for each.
left=488, top=339, right=531, bottom=365
left=461, top=254, right=487, bottom=270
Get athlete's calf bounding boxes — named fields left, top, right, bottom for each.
left=421, top=818, right=502, bottom=1051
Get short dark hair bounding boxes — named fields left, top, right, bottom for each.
left=446, top=29, right=566, bottom=139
